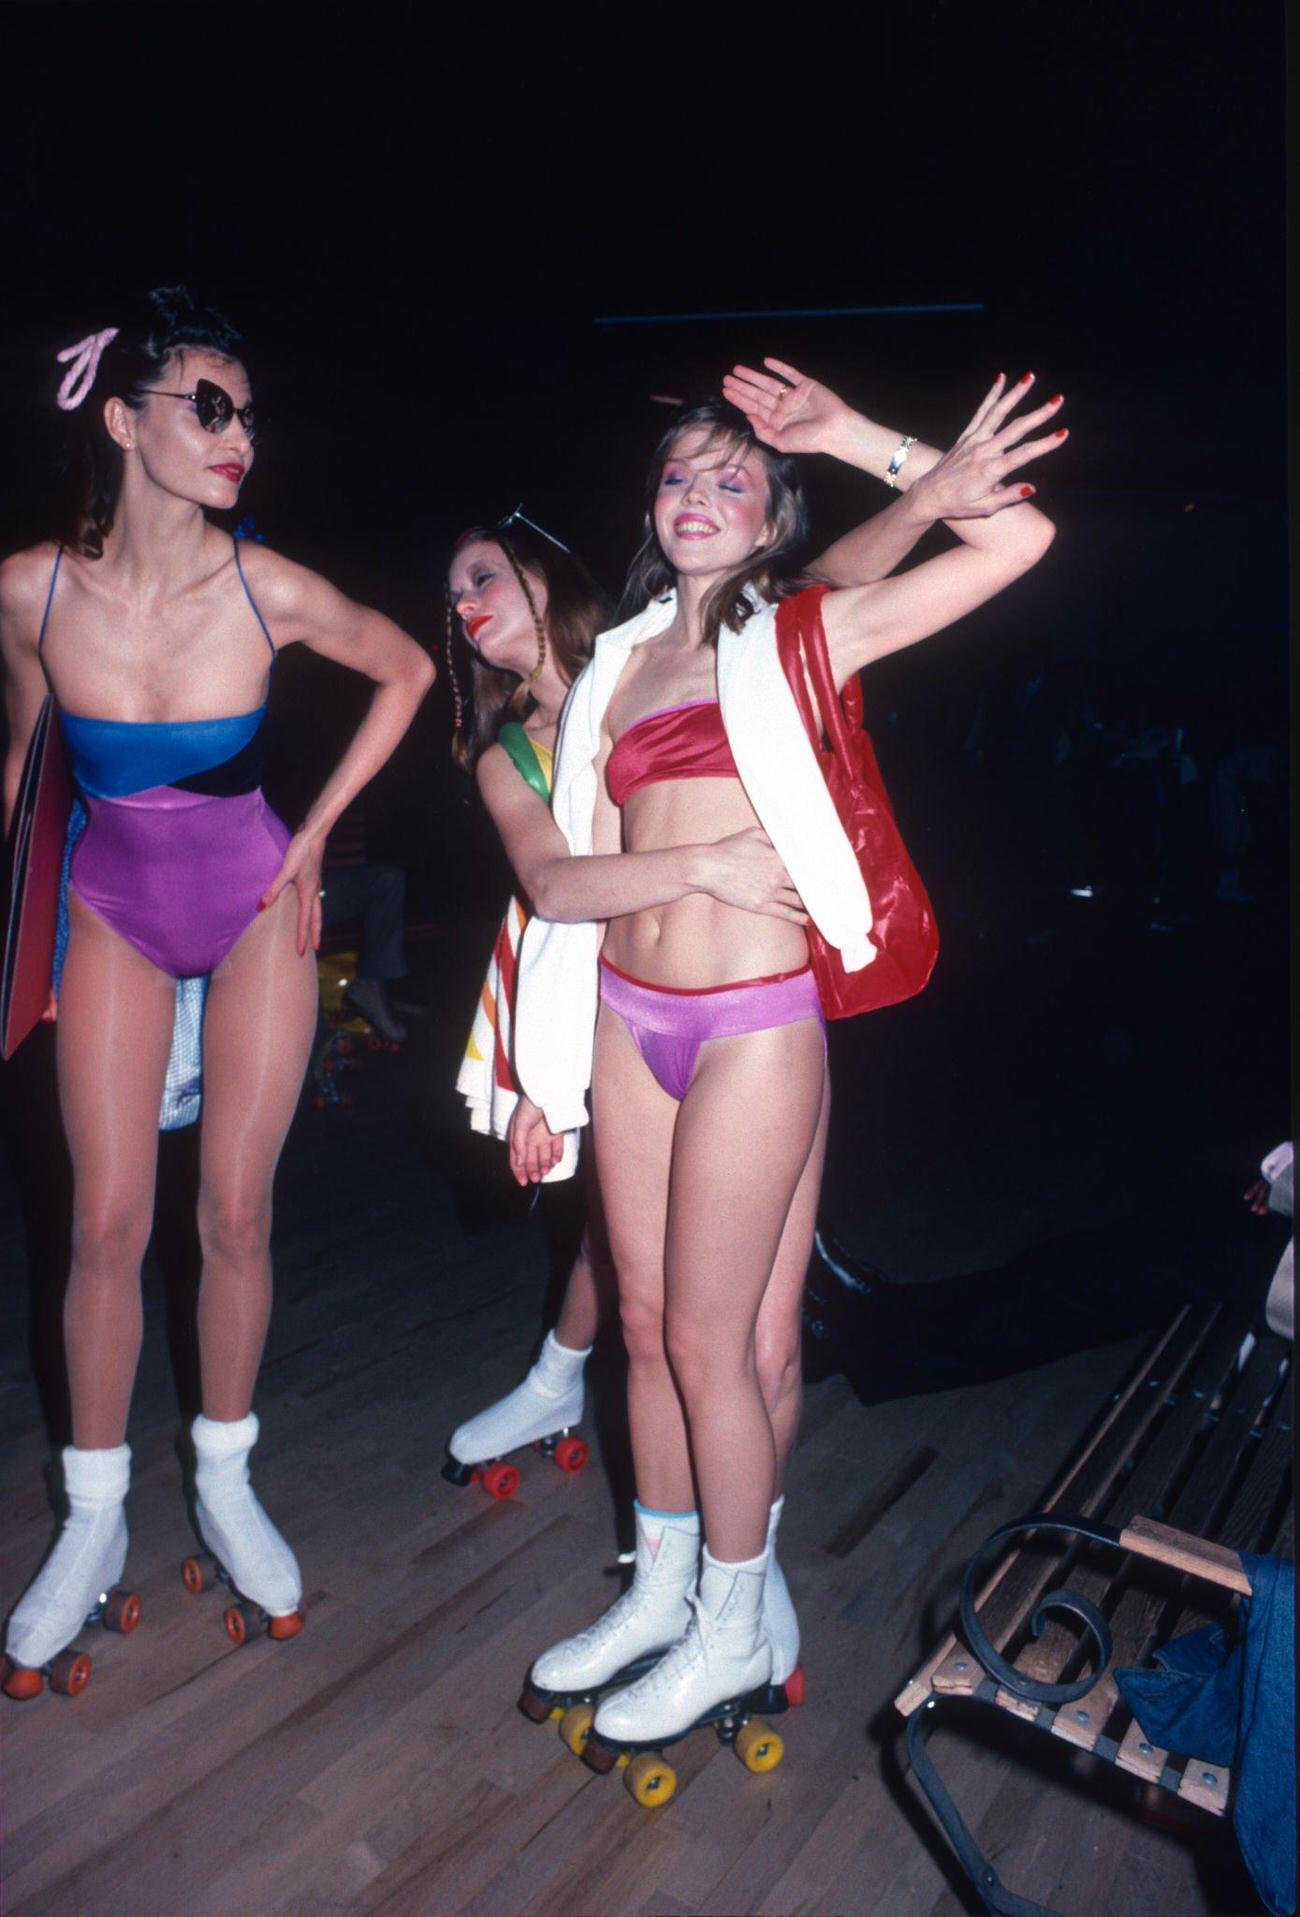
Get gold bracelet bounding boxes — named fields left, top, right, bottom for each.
left=884, top=435, right=916, bottom=489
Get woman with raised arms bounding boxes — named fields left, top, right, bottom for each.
left=506, top=360, right=1067, bottom=1771
left=0, top=288, right=433, bottom=1696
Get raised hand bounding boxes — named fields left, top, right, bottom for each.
left=904, top=372, right=1067, bottom=520
left=722, top=357, right=859, bottom=458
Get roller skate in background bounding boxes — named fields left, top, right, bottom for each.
left=2, top=1445, right=141, bottom=1702
left=179, top=1414, right=306, bottom=1650
left=441, top=1331, right=591, bottom=1500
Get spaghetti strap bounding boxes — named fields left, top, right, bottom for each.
left=232, top=534, right=276, bottom=663
left=36, top=547, right=63, bottom=654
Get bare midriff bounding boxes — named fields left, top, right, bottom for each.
left=601, top=776, right=810, bottom=989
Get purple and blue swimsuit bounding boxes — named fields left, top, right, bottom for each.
left=40, top=539, right=290, bottom=982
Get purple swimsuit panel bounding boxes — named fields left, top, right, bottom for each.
left=598, top=957, right=824, bottom=1102
left=69, top=786, right=290, bottom=978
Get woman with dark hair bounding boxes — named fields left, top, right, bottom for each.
left=445, top=510, right=802, bottom=1487
left=0, top=287, right=433, bottom=1696
left=509, top=362, right=1068, bottom=1780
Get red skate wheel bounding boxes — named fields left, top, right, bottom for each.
left=553, top=1438, right=589, bottom=1476
left=181, top=1552, right=218, bottom=1596
left=782, top=1664, right=806, bottom=1708
left=1, top=1658, right=44, bottom=1702
left=518, top=1682, right=553, bottom=1723
left=103, top=1588, right=141, bottom=1634
left=482, top=1462, right=519, bottom=1501
left=267, top=1605, right=306, bottom=1642
left=48, top=1650, right=92, bottom=1697
left=224, top=1601, right=263, bottom=1647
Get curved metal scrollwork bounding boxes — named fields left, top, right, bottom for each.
left=958, top=1513, right=1121, bottom=1707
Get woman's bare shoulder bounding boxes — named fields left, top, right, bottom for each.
left=0, top=542, right=63, bottom=644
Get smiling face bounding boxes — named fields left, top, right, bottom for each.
left=113, top=348, right=255, bottom=507
left=447, top=538, right=548, bottom=679
left=651, top=427, right=773, bottom=580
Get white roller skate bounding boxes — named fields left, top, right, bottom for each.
left=180, top=1414, right=305, bottom=1649
left=2, top=1444, right=141, bottom=1701
left=763, top=1496, right=804, bottom=1699
left=442, top=1331, right=591, bottom=1500
left=519, top=1504, right=700, bottom=1743
left=583, top=1547, right=792, bottom=1807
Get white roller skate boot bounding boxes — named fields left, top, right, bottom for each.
left=182, top=1414, right=305, bottom=1647
left=519, top=1504, right=699, bottom=1724
left=444, top=1331, right=591, bottom=1500
left=587, top=1545, right=772, bottom=1766
left=3, top=1444, right=139, bottom=1701
left=763, top=1496, right=803, bottom=1699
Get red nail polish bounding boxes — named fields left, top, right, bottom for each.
left=257, top=899, right=267, bottom=911
left=996, top=371, right=1005, bottom=381
left=1020, top=485, right=1034, bottom=497
left=1054, top=428, right=1068, bottom=438
left=1048, top=393, right=1063, bottom=405
left=1020, top=371, right=1034, bottom=384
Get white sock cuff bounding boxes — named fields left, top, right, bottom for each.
left=62, top=1443, right=131, bottom=1499
left=702, top=1544, right=768, bottom=1578
left=544, top=1330, right=593, bottom=1361
left=193, top=1412, right=259, bottom=1460
left=634, top=1501, right=699, bottom=1530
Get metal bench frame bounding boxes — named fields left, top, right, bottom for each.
left=894, top=1305, right=1292, bottom=1917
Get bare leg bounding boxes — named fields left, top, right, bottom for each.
left=56, top=893, right=175, bottom=1448
left=196, top=894, right=318, bottom=1420
left=591, top=1004, right=693, bottom=1514
left=665, top=1020, right=826, bottom=1562
left=756, top=1063, right=830, bottom=1491
left=554, top=1155, right=616, bottom=1350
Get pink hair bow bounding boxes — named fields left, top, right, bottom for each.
left=55, top=328, right=119, bottom=411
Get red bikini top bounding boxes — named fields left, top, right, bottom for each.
left=606, top=699, right=739, bottom=808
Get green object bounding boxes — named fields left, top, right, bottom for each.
left=497, top=723, right=551, bottom=801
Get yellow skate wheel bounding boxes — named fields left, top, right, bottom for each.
left=735, top=1719, right=784, bottom=1774
left=547, top=1705, right=564, bottom=1722
left=558, top=1703, right=594, bottom=1756
left=625, top=1755, right=678, bottom=1801
left=624, top=1752, right=676, bottom=1808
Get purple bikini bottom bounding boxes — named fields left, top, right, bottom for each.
left=598, top=955, right=825, bottom=1103
left=69, top=786, right=291, bottom=979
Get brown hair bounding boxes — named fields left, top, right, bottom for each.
left=619, top=399, right=810, bottom=645
left=446, top=522, right=609, bottom=770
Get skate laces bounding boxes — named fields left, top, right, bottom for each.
left=618, top=1597, right=711, bottom=1700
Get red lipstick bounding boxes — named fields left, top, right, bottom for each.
left=465, top=615, right=492, bottom=639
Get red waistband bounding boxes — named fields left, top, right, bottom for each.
left=599, top=954, right=813, bottom=997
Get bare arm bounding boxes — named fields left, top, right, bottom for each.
left=820, top=479, right=1057, bottom=689
left=0, top=550, right=55, bottom=834
left=723, top=359, right=1066, bottom=586
left=242, top=546, right=435, bottom=951
left=477, top=742, right=804, bottom=924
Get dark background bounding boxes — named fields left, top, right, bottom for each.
left=0, top=1, right=1290, bottom=1268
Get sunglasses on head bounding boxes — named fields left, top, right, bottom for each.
left=150, top=377, right=257, bottom=441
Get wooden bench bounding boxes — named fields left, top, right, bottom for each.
left=894, top=1301, right=1293, bottom=1917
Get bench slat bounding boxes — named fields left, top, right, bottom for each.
left=896, top=1306, right=1219, bottom=1716
left=1044, top=1337, right=1287, bottom=1761
left=996, top=1313, right=1267, bottom=1729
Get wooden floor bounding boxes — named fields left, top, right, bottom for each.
left=0, top=984, right=1268, bottom=1916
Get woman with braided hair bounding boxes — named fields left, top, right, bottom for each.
left=0, top=287, right=433, bottom=1697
